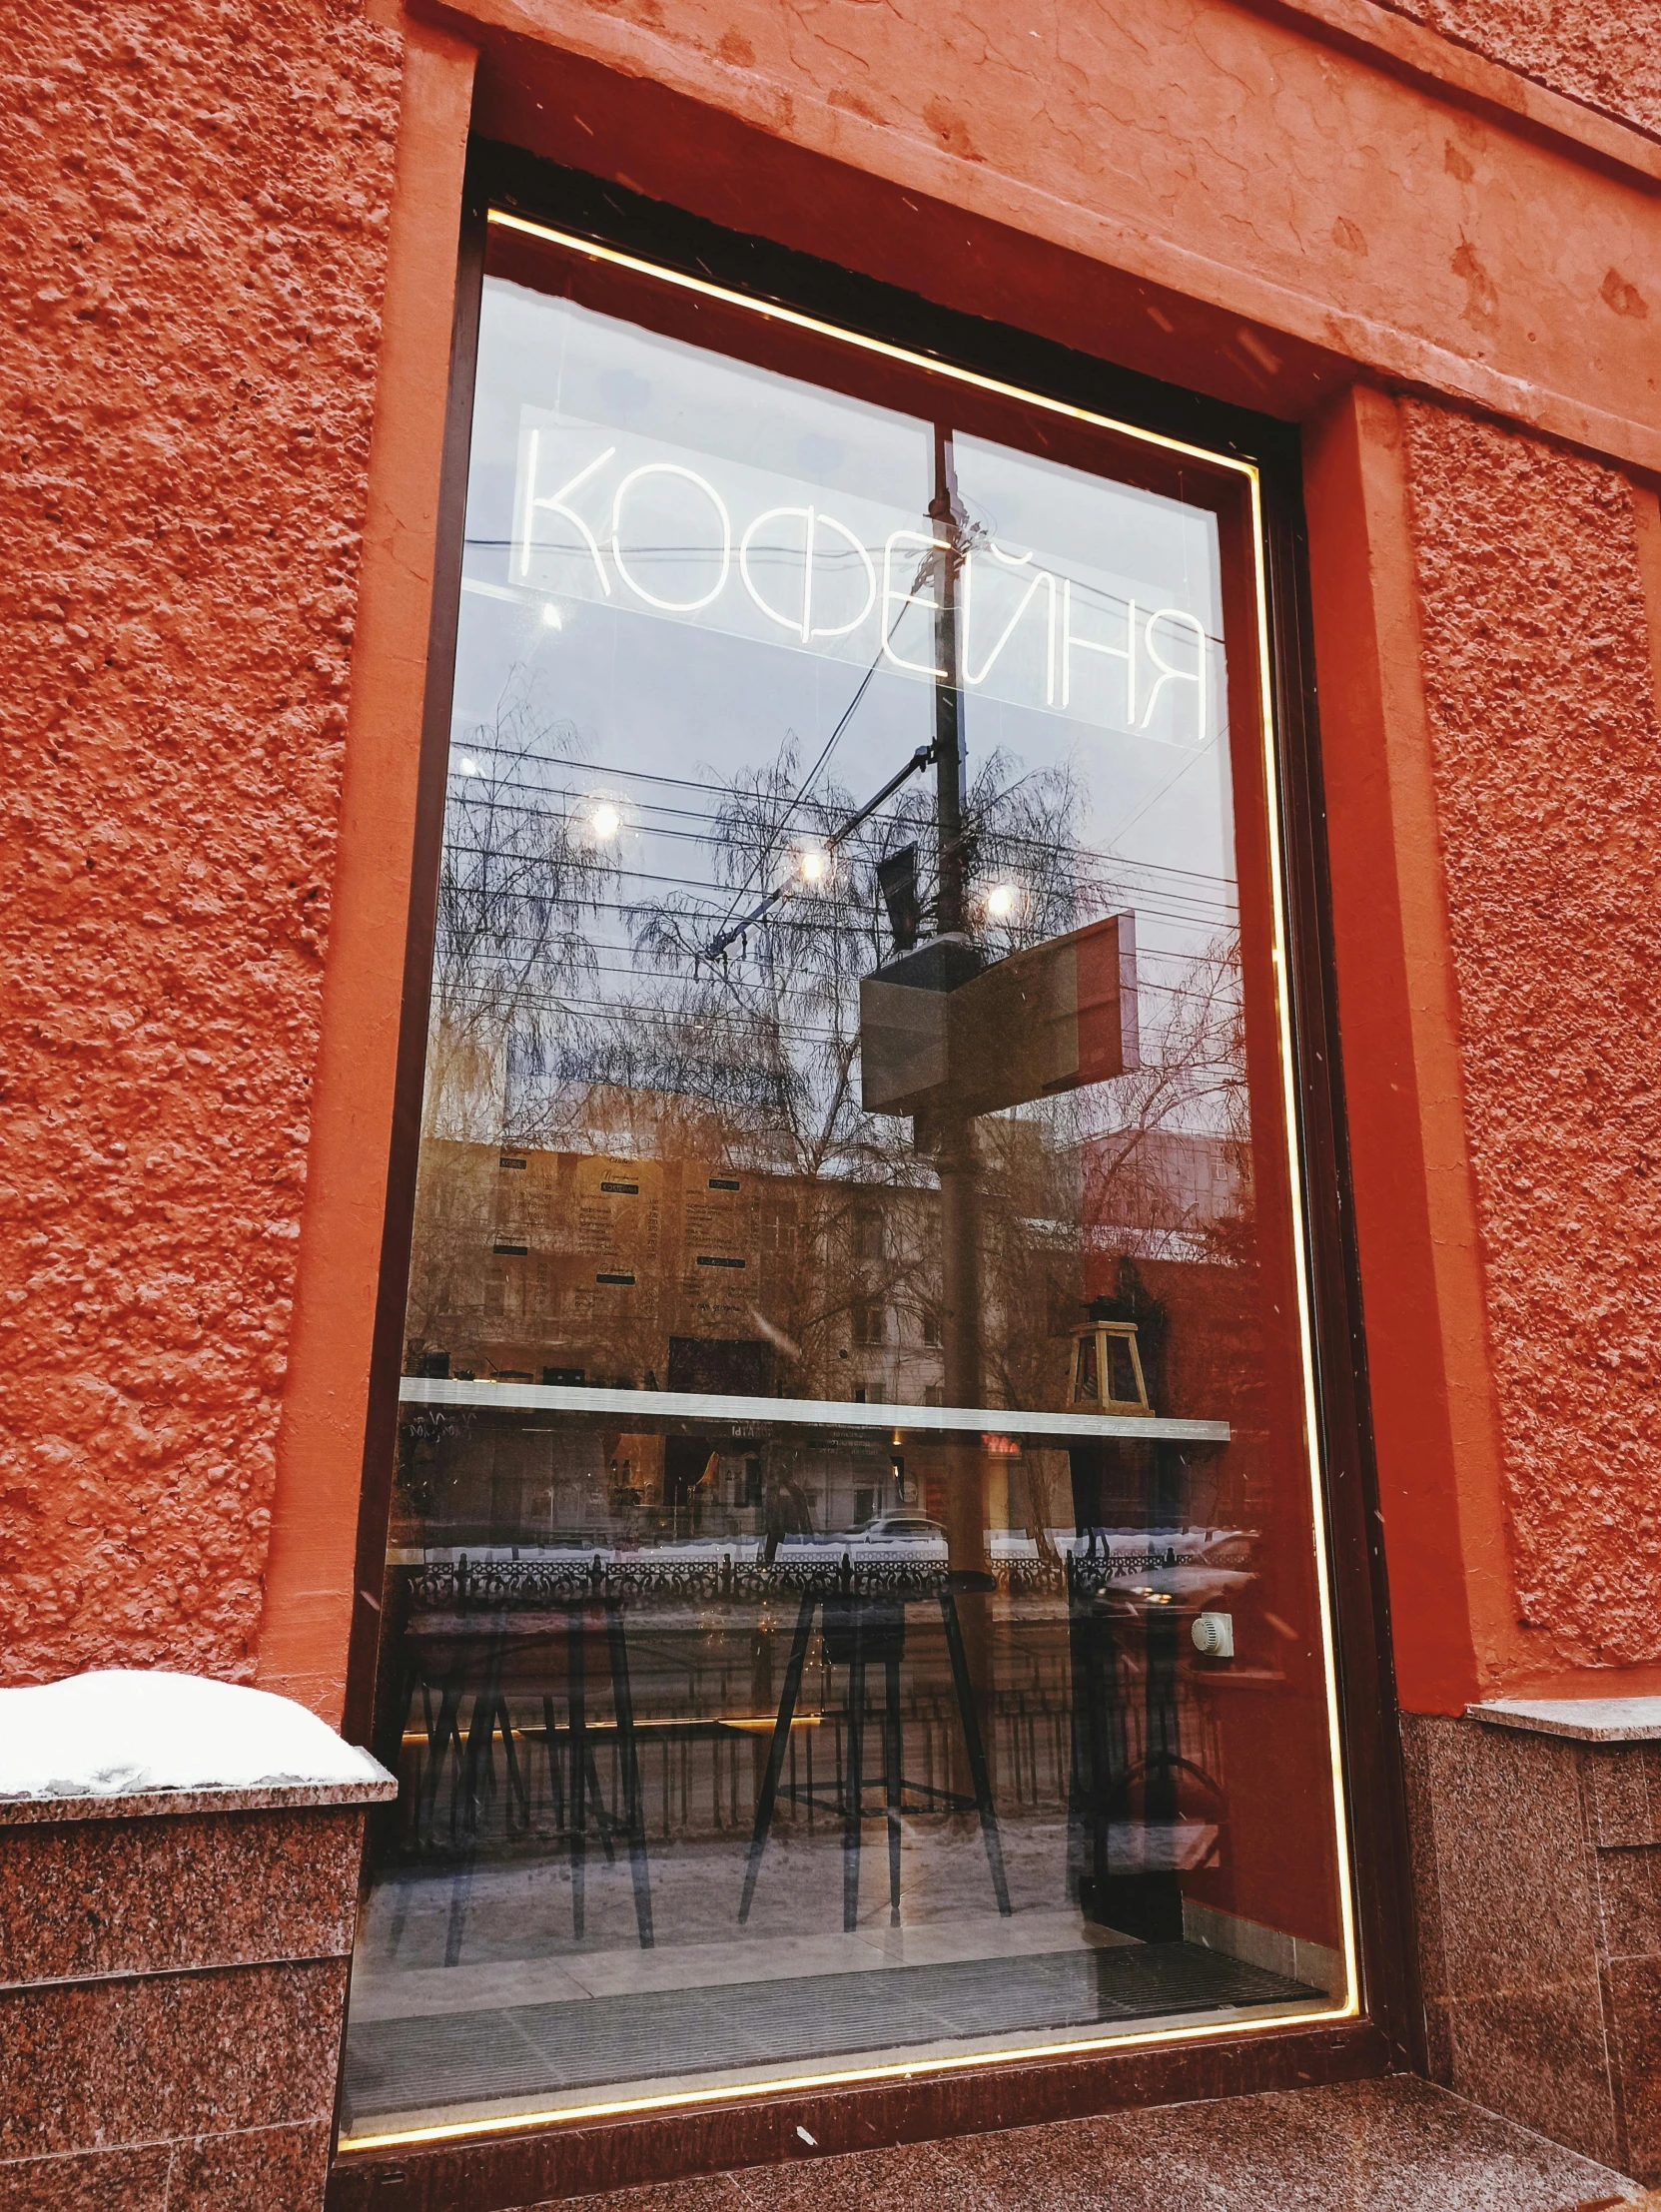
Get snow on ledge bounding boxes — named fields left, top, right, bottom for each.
left=0, top=1670, right=387, bottom=1803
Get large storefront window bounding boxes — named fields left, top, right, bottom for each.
left=342, top=207, right=1354, bottom=2146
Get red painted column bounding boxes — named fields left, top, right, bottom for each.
left=255, top=21, right=478, bottom=1724
left=1303, top=384, right=1514, bottom=1714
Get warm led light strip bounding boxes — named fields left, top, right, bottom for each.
left=488, top=210, right=1255, bottom=481
left=349, top=210, right=1362, bottom=2148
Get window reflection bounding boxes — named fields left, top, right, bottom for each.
left=343, top=217, right=1349, bottom=2144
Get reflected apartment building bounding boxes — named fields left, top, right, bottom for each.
left=396, top=1120, right=1253, bottom=1555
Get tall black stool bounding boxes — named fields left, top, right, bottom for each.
left=401, top=1557, right=653, bottom=1952
left=739, top=1556, right=1012, bottom=1931
left=534, top=1592, right=654, bottom=1947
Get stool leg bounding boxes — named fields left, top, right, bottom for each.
left=583, top=1737, right=617, bottom=1863
left=463, top=1624, right=513, bottom=1838
left=1093, top=1618, right=1122, bottom=1913
left=421, top=1681, right=461, bottom=1836
left=497, top=1693, right=528, bottom=1829
left=844, top=1624, right=866, bottom=1934
left=568, top=1609, right=587, bottom=1940
left=939, top=1589, right=1012, bottom=1917
left=884, top=1654, right=903, bottom=1926
left=390, top=1664, right=419, bottom=1833
left=542, top=1694, right=565, bottom=1832
left=442, top=1856, right=473, bottom=1968
left=739, top=1588, right=817, bottom=1924
left=605, top=1598, right=654, bottom=1949
left=460, top=1686, right=494, bottom=1838
left=1067, top=1571, right=1114, bottom=1917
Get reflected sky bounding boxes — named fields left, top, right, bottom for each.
left=442, top=278, right=1244, bottom=1156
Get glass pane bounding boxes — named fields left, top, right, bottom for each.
left=342, top=214, right=1352, bottom=2146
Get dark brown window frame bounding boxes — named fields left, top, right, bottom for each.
left=329, top=137, right=1422, bottom=2211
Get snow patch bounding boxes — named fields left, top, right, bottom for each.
left=0, top=1670, right=384, bottom=1801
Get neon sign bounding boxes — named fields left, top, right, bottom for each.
left=513, top=423, right=1212, bottom=746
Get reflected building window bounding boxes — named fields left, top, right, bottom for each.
left=851, top=1297, right=887, bottom=1348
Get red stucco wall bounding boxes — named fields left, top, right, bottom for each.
left=5, top=0, right=1660, bottom=1719
left=1385, top=0, right=1661, bottom=135
left=460, top=0, right=1661, bottom=476
left=0, top=0, right=402, bottom=1684
left=1400, top=403, right=1661, bottom=1671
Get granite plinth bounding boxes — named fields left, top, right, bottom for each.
left=326, top=2076, right=1639, bottom=2211
left=0, top=1806, right=367, bottom=1984
left=0, top=1777, right=397, bottom=1826
left=0, top=1959, right=350, bottom=2157
left=0, top=1673, right=394, bottom=2212
left=1405, top=1710, right=1661, bottom=2182
left=0, top=2124, right=332, bottom=2210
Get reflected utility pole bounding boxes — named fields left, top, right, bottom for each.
left=927, top=427, right=994, bottom=1794
left=928, top=425, right=983, bottom=1421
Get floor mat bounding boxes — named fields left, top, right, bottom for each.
left=344, top=1940, right=1323, bottom=2124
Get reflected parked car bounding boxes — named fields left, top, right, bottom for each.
left=852, top=1513, right=948, bottom=1544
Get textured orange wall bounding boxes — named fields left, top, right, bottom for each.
left=1384, top=0, right=1661, bottom=134
left=0, top=0, right=402, bottom=1684
left=255, top=20, right=477, bottom=1723
left=1400, top=402, right=1661, bottom=1670
left=452, top=0, right=1661, bottom=473
left=6, top=0, right=1660, bottom=1717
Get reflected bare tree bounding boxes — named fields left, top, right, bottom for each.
left=421, top=686, right=614, bottom=1146
left=599, top=738, right=1121, bottom=1397
left=410, top=703, right=1251, bottom=1424
left=979, top=934, right=1250, bottom=1416
left=405, top=687, right=615, bottom=1366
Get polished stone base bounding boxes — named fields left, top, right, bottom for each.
left=333, top=2077, right=1638, bottom=2212
left=1403, top=1706, right=1661, bottom=2182
left=0, top=1683, right=396, bottom=2212
left=0, top=2122, right=334, bottom=2211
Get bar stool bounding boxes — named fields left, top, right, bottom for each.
left=534, top=1592, right=654, bottom=1947
left=401, top=1560, right=653, bottom=1951
left=739, top=1555, right=1012, bottom=1931
left=400, top=1613, right=528, bottom=1843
